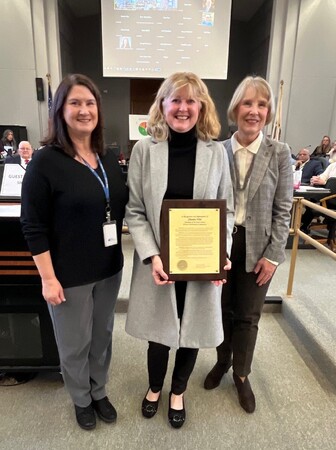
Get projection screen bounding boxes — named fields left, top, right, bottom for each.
left=101, top=0, right=232, bottom=79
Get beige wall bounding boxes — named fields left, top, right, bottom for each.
left=267, top=0, right=336, bottom=153
left=0, top=0, right=61, bottom=148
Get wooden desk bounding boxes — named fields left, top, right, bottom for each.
left=294, top=187, right=330, bottom=200
left=289, top=188, right=331, bottom=249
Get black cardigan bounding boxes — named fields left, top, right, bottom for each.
left=21, top=145, right=128, bottom=288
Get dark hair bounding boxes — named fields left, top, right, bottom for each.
left=1, top=129, right=17, bottom=150
left=41, top=74, right=104, bottom=157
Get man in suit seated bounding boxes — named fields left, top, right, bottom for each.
left=294, top=148, right=323, bottom=184
left=5, top=141, right=33, bottom=168
left=294, top=148, right=324, bottom=184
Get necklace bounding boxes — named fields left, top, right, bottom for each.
left=233, top=151, right=255, bottom=191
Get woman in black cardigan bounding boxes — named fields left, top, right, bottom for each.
left=21, top=74, right=128, bottom=431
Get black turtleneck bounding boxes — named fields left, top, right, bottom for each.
left=164, top=127, right=197, bottom=200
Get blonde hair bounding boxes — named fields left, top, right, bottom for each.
left=147, top=72, right=221, bottom=141
left=227, top=76, right=275, bottom=125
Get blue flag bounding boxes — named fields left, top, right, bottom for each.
left=48, top=83, right=52, bottom=114
left=47, top=74, right=52, bottom=116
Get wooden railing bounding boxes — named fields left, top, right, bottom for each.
left=287, top=197, right=336, bottom=296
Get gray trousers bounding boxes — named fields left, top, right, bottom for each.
left=48, top=271, right=122, bottom=407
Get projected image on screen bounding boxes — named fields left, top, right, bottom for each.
left=114, top=1, right=179, bottom=11
left=102, top=0, right=232, bottom=79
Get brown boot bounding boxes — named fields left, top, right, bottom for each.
left=203, top=360, right=232, bottom=390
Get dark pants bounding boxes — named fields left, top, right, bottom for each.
left=217, top=226, right=271, bottom=377
left=301, top=201, right=317, bottom=230
left=147, top=281, right=199, bottom=395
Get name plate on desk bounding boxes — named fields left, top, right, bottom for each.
left=160, top=199, right=227, bottom=281
left=0, top=204, right=21, bottom=217
left=0, top=164, right=25, bottom=197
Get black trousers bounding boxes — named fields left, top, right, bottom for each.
left=147, top=281, right=199, bottom=395
left=301, top=200, right=317, bottom=230
left=217, top=226, right=271, bottom=376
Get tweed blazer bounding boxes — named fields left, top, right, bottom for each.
left=125, top=137, right=235, bottom=349
left=224, top=136, right=293, bottom=272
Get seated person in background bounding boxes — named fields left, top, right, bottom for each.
left=301, top=162, right=336, bottom=233
left=311, top=135, right=331, bottom=158
left=5, top=141, right=33, bottom=168
left=310, top=161, right=336, bottom=186
left=294, top=148, right=323, bottom=183
left=327, top=141, right=336, bottom=163
left=118, top=152, right=126, bottom=165
left=0, top=129, right=17, bottom=157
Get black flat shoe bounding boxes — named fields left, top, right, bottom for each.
left=233, top=372, right=256, bottom=413
left=203, top=359, right=233, bottom=390
left=142, top=388, right=160, bottom=418
left=168, top=392, right=185, bottom=429
left=75, top=404, right=96, bottom=430
left=92, top=396, right=117, bottom=423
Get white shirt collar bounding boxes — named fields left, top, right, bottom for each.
left=231, top=131, right=263, bottom=155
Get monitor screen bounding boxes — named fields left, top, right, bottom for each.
left=101, top=0, right=232, bottom=79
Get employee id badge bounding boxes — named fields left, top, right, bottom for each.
left=103, top=220, right=118, bottom=247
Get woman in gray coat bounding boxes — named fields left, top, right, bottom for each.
left=204, top=76, right=293, bottom=414
left=125, top=72, right=234, bottom=428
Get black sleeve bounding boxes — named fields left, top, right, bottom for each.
left=20, top=155, right=53, bottom=256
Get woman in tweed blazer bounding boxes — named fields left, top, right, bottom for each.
left=125, top=72, right=234, bottom=428
left=204, top=76, right=293, bottom=413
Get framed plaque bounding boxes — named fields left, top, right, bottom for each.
left=160, top=199, right=227, bottom=281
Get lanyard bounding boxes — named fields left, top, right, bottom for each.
left=81, top=154, right=111, bottom=222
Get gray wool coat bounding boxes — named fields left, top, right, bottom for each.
left=125, top=137, right=235, bottom=349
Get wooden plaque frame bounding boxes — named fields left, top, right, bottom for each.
left=160, top=199, right=227, bottom=281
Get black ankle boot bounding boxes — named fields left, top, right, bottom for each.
left=168, top=392, right=185, bottom=429
left=203, top=360, right=232, bottom=390
left=233, top=372, right=256, bottom=413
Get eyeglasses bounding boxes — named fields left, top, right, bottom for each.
left=19, top=147, right=31, bottom=151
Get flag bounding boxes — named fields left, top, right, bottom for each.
left=46, top=73, right=52, bottom=115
